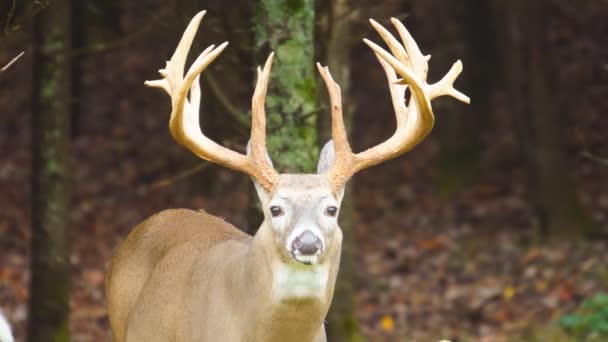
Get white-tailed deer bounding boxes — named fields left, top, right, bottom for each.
left=0, top=311, right=14, bottom=342
left=106, top=11, right=469, bottom=342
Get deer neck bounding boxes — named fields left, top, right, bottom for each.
left=223, top=221, right=336, bottom=341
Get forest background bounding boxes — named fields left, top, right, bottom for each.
left=0, top=0, right=607, bottom=341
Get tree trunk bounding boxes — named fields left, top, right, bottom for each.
left=29, top=1, right=72, bottom=341
left=503, top=0, right=592, bottom=236
left=316, top=0, right=363, bottom=340
left=71, top=0, right=121, bottom=138
left=525, top=0, right=592, bottom=235
left=435, top=0, right=494, bottom=196
left=253, top=0, right=318, bottom=173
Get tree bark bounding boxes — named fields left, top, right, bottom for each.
left=29, top=1, right=72, bottom=341
left=71, top=0, right=121, bottom=138
left=316, top=0, right=363, bottom=340
left=253, top=0, right=318, bottom=173
left=503, top=0, right=592, bottom=236
left=525, top=0, right=592, bottom=235
left=435, top=0, right=494, bottom=196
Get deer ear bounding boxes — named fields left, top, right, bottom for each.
left=317, top=140, right=335, bottom=174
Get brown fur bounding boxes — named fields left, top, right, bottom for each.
left=106, top=207, right=339, bottom=341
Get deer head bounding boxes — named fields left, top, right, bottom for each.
left=144, top=11, right=469, bottom=273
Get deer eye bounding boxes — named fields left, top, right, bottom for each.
left=325, top=206, right=338, bottom=217
left=270, top=205, right=284, bottom=217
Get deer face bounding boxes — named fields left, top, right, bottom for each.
left=254, top=143, right=344, bottom=266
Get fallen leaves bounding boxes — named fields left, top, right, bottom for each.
left=379, top=315, right=394, bottom=333
left=502, top=286, right=516, bottom=301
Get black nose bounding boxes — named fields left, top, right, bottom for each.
left=292, top=230, right=323, bottom=255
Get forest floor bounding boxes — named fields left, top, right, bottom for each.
left=1, top=2, right=608, bottom=342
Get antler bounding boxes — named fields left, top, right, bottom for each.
left=318, top=17, right=470, bottom=190
left=145, top=11, right=279, bottom=191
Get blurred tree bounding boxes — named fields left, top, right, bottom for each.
left=434, top=0, right=495, bottom=196
left=501, top=0, right=593, bottom=236
left=316, top=0, right=363, bottom=340
left=1, top=0, right=53, bottom=37
left=253, top=0, right=318, bottom=173
left=29, top=0, right=72, bottom=341
left=71, top=0, right=121, bottom=137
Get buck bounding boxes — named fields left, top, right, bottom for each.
left=105, top=11, right=469, bottom=342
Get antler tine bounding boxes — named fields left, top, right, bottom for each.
left=323, top=17, right=468, bottom=190
left=171, top=11, right=206, bottom=83
left=369, top=19, right=411, bottom=70
left=363, top=38, right=422, bottom=90
left=316, top=63, right=354, bottom=188
left=363, top=36, right=434, bottom=128
left=429, top=60, right=470, bottom=103
left=373, top=52, right=408, bottom=129
left=356, top=39, right=434, bottom=165
left=170, top=42, right=227, bottom=140
left=390, top=18, right=430, bottom=79
left=250, top=53, right=280, bottom=188
left=386, top=18, right=469, bottom=103
left=145, top=11, right=279, bottom=192
left=316, top=64, right=349, bottom=155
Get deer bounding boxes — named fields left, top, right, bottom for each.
left=0, top=311, right=14, bottom=342
left=105, top=11, right=469, bottom=342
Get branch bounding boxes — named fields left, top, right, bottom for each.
left=1, top=0, right=51, bottom=36
left=3, top=0, right=16, bottom=33
left=148, top=163, right=210, bottom=190
left=581, top=151, right=608, bottom=167
left=0, top=51, right=24, bottom=73
left=203, top=71, right=250, bottom=130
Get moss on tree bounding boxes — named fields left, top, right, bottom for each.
left=29, top=1, right=72, bottom=341
left=254, top=0, right=318, bottom=173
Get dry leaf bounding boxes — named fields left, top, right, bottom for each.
left=380, top=315, right=394, bottom=333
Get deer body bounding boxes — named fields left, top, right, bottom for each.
left=107, top=176, right=342, bottom=342
left=106, top=10, right=468, bottom=342
left=107, top=209, right=337, bottom=342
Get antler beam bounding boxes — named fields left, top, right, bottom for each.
left=145, top=11, right=278, bottom=191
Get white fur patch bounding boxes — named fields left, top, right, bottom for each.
left=0, top=311, right=14, bottom=342
left=272, top=262, right=329, bottom=300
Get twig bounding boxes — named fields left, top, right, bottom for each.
left=581, top=151, right=608, bottom=166
left=1, top=1, right=52, bottom=36
left=0, top=51, right=24, bottom=73
left=3, top=0, right=16, bottom=33
left=148, top=163, right=210, bottom=190
left=203, top=71, right=250, bottom=129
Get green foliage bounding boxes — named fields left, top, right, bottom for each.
left=559, top=293, right=608, bottom=341
left=55, top=319, right=69, bottom=342
left=253, top=0, right=318, bottom=173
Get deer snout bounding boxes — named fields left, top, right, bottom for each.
left=292, top=230, right=323, bottom=256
